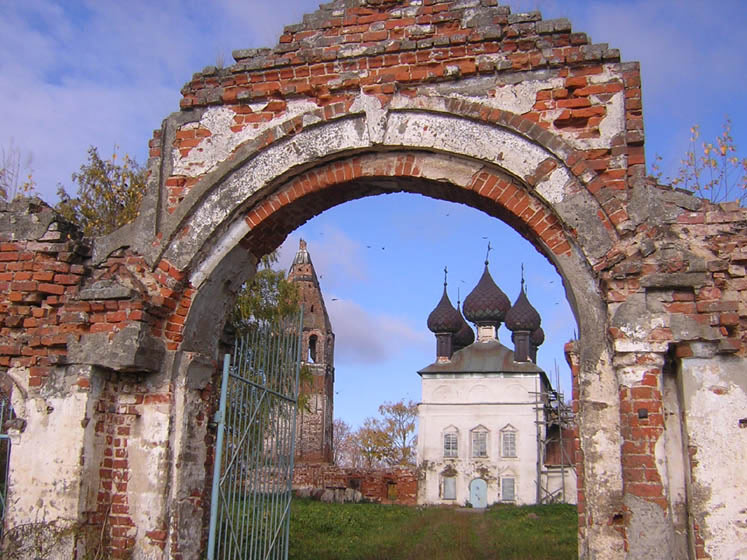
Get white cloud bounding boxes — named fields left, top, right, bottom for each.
left=0, top=0, right=309, bottom=202
left=583, top=1, right=745, bottom=108
left=278, top=227, right=370, bottom=289
left=327, top=297, right=431, bottom=364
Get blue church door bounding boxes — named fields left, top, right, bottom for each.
left=469, top=478, right=487, bottom=509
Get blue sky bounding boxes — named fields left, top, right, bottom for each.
left=2, top=1, right=745, bottom=428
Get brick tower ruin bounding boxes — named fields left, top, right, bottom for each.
left=288, top=239, right=335, bottom=464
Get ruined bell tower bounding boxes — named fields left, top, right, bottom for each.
left=288, top=239, right=335, bottom=464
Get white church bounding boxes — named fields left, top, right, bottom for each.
left=416, top=260, right=576, bottom=508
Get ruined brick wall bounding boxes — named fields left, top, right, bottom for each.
left=296, top=366, right=334, bottom=463
left=596, top=192, right=747, bottom=559
left=1, top=1, right=746, bottom=559
left=0, top=199, right=217, bottom=559
left=293, top=463, right=417, bottom=505
left=0, top=199, right=90, bottom=383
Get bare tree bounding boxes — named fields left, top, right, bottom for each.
left=655, top=118, right=747, bottom=206
left=0, top=140, right=34, bottom=201
left=332, top=418, right=353, bottom=466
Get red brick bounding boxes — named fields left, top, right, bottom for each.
left=38, top=283, right=64, bottom=295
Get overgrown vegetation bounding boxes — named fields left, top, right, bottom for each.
left=1, top=518, right=115, bottom=560
left=654, top=118, right=747, bottom=206
left=230, top=252, right=300, bottom=331
left=56, top=146, right=147, bottom=237
left=289, top=498, right=577, bottom=560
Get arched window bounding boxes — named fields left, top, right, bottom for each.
left=444, top=431, right=458, bottom=458
left=500, top=475, right=516, bottom=502
left=308, top=334, right=318, bottom=363
left=442, top=476, right=456, bottom=500
left=471, top=425, right=489, bottom=458
left=501, top=425, right=517, bottom=458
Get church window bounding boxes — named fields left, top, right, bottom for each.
left=442, top=476, right=456, bottom=500
left=444, top=432, right=458, bottom=458
left=501, top=428, right=517, bottom=458
left=308, top=335, right=318, bottom=363
left=471, top=428, right=488, bottom=458
left=501, top=477, right=516, bottom=502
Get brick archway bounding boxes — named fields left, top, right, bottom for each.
left=169, top=136, right=624, bottom=556
left=1, top=2, right=745, bottom=559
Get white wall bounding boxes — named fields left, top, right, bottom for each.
left=417, top=373, right=546, bottom=506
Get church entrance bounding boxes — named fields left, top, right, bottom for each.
left=469, top=479, right=488, bottom=510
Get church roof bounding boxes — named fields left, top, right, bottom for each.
left=288, top=238, right=332, bottom=333
left=531, top=326, right=545, bottom=346
left=418, top=339, right=543, bottom=375
left=427, top=284, right=462, bottom=334
left=505, top=288, right=541, bottom=332
left=453, top=302, right=475, bottom=349
left=462, top=262, right=510, bottom=325
left=293, top=238, right=312, bottom=265
left=288, top=238, right=319, bottom=284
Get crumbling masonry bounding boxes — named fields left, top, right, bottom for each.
left=0, top=1, right=745, bottom=559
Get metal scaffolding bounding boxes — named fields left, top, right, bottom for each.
left=531, top=366, right=576, bottom=505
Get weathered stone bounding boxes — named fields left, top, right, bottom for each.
left=641, top=272, right=709, bottom=289
left=78, top=279, right=137, bottom=300
left=67, top=323, right=165, bottom=373
left=0, top=197, right=67, bottom=241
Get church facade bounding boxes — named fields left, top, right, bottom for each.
left=417, top=262, right=576, bottom=507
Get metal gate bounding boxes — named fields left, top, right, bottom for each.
left=207, top=312, right=303, bottom=560
left=0, top=397, right=13, bottom=533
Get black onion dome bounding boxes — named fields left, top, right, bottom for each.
left=427, top=287, right=462, bottom=333
left=463, top=264, right=511, bottom=324
left=453, top=305, right=475, bottom=348
left=505, top=290, right=541, bottom=332
left=530, top=326, right=545, bottom=346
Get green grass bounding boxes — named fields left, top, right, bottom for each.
left=289, top=499, right=577, bottom=560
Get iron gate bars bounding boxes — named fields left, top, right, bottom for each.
left=0, top=397, right=12, bottom=533
left=208, top=311, right=303, bottom=560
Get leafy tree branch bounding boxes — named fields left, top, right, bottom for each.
left=56, top=146, right=146, bottom=237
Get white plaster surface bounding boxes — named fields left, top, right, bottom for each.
left=408, top=66, right=625, bottom=153
left=190, top=217, right=250, bottom=289
left=384, top=111, right=547, bottom=181
left=165, top=117, right=370, bottom=268
left=680, top=357, right=747, bottom=560
left=6, top=368, right=90, bottom=533
left=166, top=100, right=615, bottom=271
left=489, top=79, right=565, bottom=115
left=128, top=402, right=171, bottom=548
left=171, top=100, right=321, bottom=178
left=535, top=165, right=575, bottom=205
left=350, top=93, right=388, bottom=143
